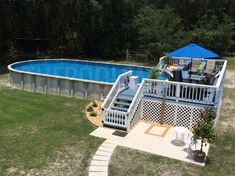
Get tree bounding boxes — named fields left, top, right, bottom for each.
left=189, top=15, right=233, bottom=53
left=132, top=6, right=187, bottom=57
left=192, top=108, right=217, bottom=162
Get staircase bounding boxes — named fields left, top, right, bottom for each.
left=102, top=72, right=142, bottom=131
left=111, top=87, right=138, bottom=112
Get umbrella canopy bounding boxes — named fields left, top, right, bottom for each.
left=167, top=43, right=219, bottom=59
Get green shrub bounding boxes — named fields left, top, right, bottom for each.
left=92, top=100, right=98, bottom=107
left=90, top=111, right=97, bottom=117
left=149, top=69, right=158, bottom=79
left=192, top=108, right=217, bottom=152
left=87, top=106, right=93, bottom=112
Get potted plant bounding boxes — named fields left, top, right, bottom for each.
left=192, top=108, right=217, bottom=163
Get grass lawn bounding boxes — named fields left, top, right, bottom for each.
left=109, top=58, right=235, bottom=176
left=224, top=56, right=235, bottom=70
left=0, top=88, right=104, bottom=176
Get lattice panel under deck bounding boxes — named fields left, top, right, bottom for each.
left=142, top=100, right=161, bottom=123
left=142, top=99, right=205, bottom=129
left=163, top=103, right=176, bottom=126
left=175, top=106, right=192, bottom=128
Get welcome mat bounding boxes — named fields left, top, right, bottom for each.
left=112, top=130, right=128, bottom=137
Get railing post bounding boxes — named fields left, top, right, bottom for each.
left=101, top=108, right=106, bottom=127
left=176, top=82, right=180, bottom=102
left=127, top=113, right=130, bottom=132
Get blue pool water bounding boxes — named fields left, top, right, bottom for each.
left=12, top=59, right=152, bottom=83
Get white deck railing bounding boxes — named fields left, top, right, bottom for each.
left=102, top=58, right=227, bottom=131
left=144, top=79, right=217, bottom=104
left=102, top=71, right=132, bottom=129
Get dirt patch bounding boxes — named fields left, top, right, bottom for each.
left=7, top=143, right=89, bottom=176
left=85, top=100, right=102, bottom=127
left=6, top=167, right=18, bottom=174
left=225, top=70, right=235, bottom=88
left=0, top=74, right=11, bottom=88
left=217, top=88, right=235, bottom=132
left=230, top=155, right=235, bottom=165
left=109, top=147, right=190, bottom=176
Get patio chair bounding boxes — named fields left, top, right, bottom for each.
left=204, top=60, right=216, bottom=76
left=190, top=59, right=201, bottom=73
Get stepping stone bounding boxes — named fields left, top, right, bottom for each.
left=92, top=155, right=110, bottom=161
left=95, top=151, right=112, bottom=157
left=98, top=146, right=115, bottom=152
left=90, top=160, right=109, bottom=166
left=89, top=171, right=108, bottom=176
left=101, top=143, right=116, bottom=148
left=88, top=140, right=117, bottom=176
left=89, top=165, right=108, bottom=172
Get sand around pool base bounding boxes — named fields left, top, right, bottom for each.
left=85, top=100, right=102, bottom=127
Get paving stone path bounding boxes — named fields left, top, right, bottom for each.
left=88, top=139, right=117, bottom=176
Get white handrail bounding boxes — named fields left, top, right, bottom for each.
left=127, top=80, right=145, bottom=114
left=144, top=78, right=216, bottom=89
left=215, top=60, right=227, bottom=88
left=101, top=71, right=132, bottom=109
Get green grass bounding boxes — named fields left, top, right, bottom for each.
left=109, top=87, right=235, bottom=176
left=0, top=88, right=104, bottom=175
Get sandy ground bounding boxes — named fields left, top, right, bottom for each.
left=0, top=74, right=11, bottom=88
left=85, top=101, right=102, bottom=127
left=225, top=70, right=235, bottom=88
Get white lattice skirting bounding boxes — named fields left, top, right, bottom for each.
left=141, top=99, right=205, bottom=129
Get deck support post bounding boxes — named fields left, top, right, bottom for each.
left=176, top=82, right=180, bottom=102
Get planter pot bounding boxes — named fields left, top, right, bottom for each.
left=194, top=150, right=206, bottom=163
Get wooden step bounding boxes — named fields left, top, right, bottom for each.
left=111, top=107, right=128, bottom=112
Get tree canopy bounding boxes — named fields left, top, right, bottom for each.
left=0, top=0, right=234, bottom=61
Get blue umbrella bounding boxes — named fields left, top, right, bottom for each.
left=167, top=43, right=219, bottom=59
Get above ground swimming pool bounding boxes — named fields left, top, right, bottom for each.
left=8, top=59, right=155, bottom=99
left=10, top=59, right=150, bottom=84
left=8, top=59, right=170, bottom=99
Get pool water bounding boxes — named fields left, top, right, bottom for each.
left=13, top=60, right=151, bottom=83
left=157, top=71, right=169, bottom=80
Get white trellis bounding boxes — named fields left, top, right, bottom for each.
left=142, top=99, right=204, bottom=129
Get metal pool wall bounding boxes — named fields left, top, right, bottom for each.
left=9, top=70, right=113, bottom=100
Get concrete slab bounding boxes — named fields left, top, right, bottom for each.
left=90, top=121, right=209, bottom=166
left=90, top=127, right=116, bottom=139
left=148, top=126, right=166, bottom=135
